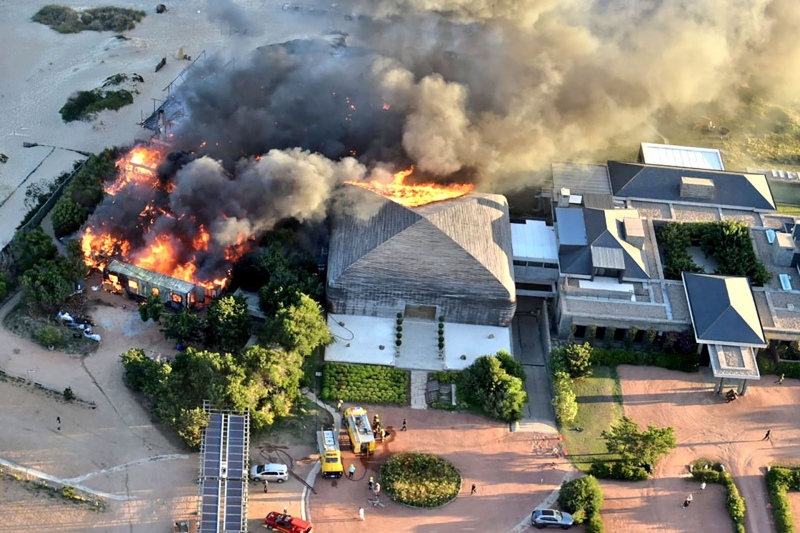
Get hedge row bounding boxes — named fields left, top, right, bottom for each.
left=691, top=460, right=746, bottom=533
left=591, top=348, right=700, bottom=373
left=558, top=475, right=604, bottom=532
left=321, top=363, right=408, bottom=405
left=552, top=370, right=578, bottom=425
left=766, top=466, right=800, bottom=533
left=758, top=354, right=800, bottom=380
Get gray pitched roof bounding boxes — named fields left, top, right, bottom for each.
left=682, top=273, right=767, bottom=346
left=328, top=186, right=514, bottom=298
left=556, top=207, right=650, bottom=279
left=607, top=161, right=776, bottom=210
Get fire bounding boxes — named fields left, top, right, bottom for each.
left=346, top=167, right=474, bottom=208
left=80, top=145, right=247, bottom=292
left=106, top=146, right=162, bottom=196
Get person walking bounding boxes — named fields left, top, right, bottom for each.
left=374, top=482, right=380, bottom=496
left=283, top=507, right=288, bottom=515
left=776, top=374, right=785, bottom=385
left=763, top=429, right=772, bottom=441
left=700, top=481, right=706, bottom=491
left=470, top=483, right=477, bottom=495
left=348, top=464, right=356, bottom=479
left=380, top=427, right=386, bottom=441
left=682, top=494, right=693, bottom=508
left=358, top=507, right=365, bottom=521
left=56, top=416, right=61, bottom=431
left=368, top=476, right=374, bottom=491
left=337, top=399, right=343, bottom=413
left=401, top=418, right=407, bottom=431
left=263, top=480, right=269, bottom=493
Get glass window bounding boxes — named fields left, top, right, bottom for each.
left=151, top=288, right=159, bottom=296
left=128, top=280, right=139, bottom=290
left=171, top=293, right=183, bottom=303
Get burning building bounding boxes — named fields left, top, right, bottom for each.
left=327, top=184, right=515, bottom=327
left=81, top=145, right=236, bottom=306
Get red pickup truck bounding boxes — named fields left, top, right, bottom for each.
left=264, top=512, right=313, bottom=533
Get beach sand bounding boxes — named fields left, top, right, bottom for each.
left=0, top=0, right=343, bottom=247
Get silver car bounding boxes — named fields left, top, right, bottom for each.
left=531, top=509, right=573, bottom=529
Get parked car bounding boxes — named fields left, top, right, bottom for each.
left=264, top=512, right=312, bottom=533
left=250, top=463, right=289, bottom=482
left=531, top=509, right=574, bottom=529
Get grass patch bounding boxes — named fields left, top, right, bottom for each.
left=382, top=452, right=461, bottom=508
left=3, top=302, right=99, bottom=355
left=60, top=89, right=134, bottom=123
left=0, top=469, right=106, bottom=511
left=321, top=363, right=409, bottom=405
left=778, top=205, right=800, bottom=215
left=560, top=366, right=624, bottom=472
left=263, top=396, right=333, bottom=445
left=33, top=5, right=145, bottom=34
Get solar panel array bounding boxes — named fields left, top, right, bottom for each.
left=224, top=415, right=247, bottom=531
left=198, top=410, right=249, bottom=533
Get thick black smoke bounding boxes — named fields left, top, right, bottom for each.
left=87, top=0, right=800, bottom=280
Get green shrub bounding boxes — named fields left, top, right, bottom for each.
left=552, top=342, right=593, bottom=378
left=430, top=371, right=460, bottom=384
left=0, top=273, right=7, bottom=301
left=590, top=347, right=699, bottom=372
left=604, top=327, right=615, bottom=348
left=558, top=475, right=603, bottom=519
left=37, top=325, right=63, bottom=348
left=63, top=387, right=76, bottom=401
left=33, top=5, right=146, bottom=34
left=585, top=513, right=605, bottom=533
left=60, top=88, right=134, bottom=122
left=61, top=485, right=77, bottom=499
left=321, top=363, right=409, bottom=405
left=495, top=350, right=526, bottom=382
left=552, top=371, right=578, bottom=424
left=51, top=197, right=88, bottom=237
left=589, top=461, right=649, bottom=481
left=689, top=460, right=745, bottom=532
left=460, top=354, right=527, bottom=422
left=624, top=327, right=637, bottom=349
left=558, top=475, right=604, bottom=530
left=381, top=452, right=460, bottom=508
left=586, top=325, right=597, bottom=346
left=656, top=221, right=771, bottom=285
left=766, top=467, right=800, bottom=533
left=758, top=352, right=800, bottom=380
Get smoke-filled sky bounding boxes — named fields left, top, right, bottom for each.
left=87, top=0, right=800, bottom=279
left=175, top=0, right=799, bottom=190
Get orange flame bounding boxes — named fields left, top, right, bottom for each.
left=80, top=146, right=247, bottom=292
left=106, top=146, right=162, bottom=196
left=346, top=167, right=474, bottom=208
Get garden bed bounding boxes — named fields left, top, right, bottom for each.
left=691, top=459, right=746, bottom=533
left=766, top=466, right=800, bottom=532
left=381, top=452, right=461, bottom=508
left=655, top=220, right=770, bottom=285
left=3, top=303, right=98, bottom=356
left=321, top=363, right=408, bottom=405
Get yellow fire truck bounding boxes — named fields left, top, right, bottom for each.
left=316, top=428, right=343, bottom=478
left=343, top=407, right=376, bottom=455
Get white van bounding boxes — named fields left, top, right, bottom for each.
left=250, top=463, right=289, bottom=482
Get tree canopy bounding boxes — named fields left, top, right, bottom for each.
left=461, top=353, right=528, bottom=422
left=269, top=293, right=333, bottom=357
left=206, top=294, right=251, bottom=353
left=601, top=416, right=677, bottom=466
left=120, top=344, right=306, bottom=447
